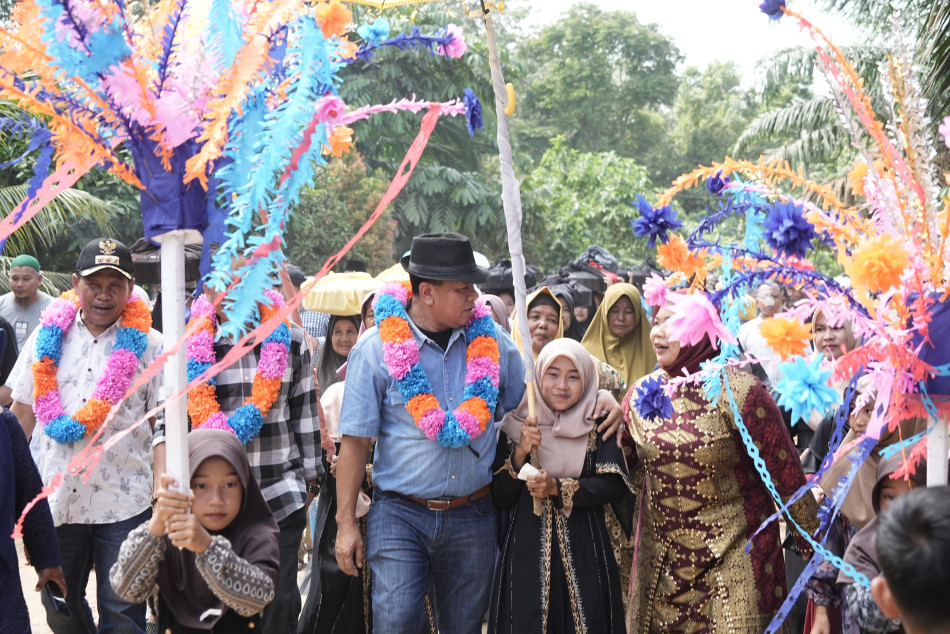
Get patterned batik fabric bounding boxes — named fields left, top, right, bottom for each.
left=624, top=367, right=818, bottom=633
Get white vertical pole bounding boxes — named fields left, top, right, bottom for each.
left=927, top=415, right=949, bottom=486
left=156, top=230, right=193, bottom=492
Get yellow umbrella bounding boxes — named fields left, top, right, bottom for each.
left=375, top=261, right=411, bottom=282
left=303, top=271, right=382, bottom=314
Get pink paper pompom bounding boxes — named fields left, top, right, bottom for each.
left=470, top=301, right=491, bottom=322
left=258, top=342, right=289, bottom=379
left=33, top=391, right=64, bottom=425
left=380, top=282, right=409, bottom=307
left=439, top=24, right=467, bottom=59
left=187, top=330, right=216, bottom=363
left=262, top=288, right=284, bottom=307
left=665, top=292, right=737, bottom=348
left=465, top=356, right=500, bottom=387
left=643, top=273, right=668, bottom=308
left=203, top=412, right=234, bottom=432
left=43, top=299, right=79, bottom=331
left=418, top=409, right=445, bottom=440
left=454, top=408, right=481, bottom=437
left=190, top=295, right=216, bottom=321
left=92, top=348, right=139, bottom=402
left=382, top=339, right=419, bottom=379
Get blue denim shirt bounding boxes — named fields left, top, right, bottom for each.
left=339, top=318, right=526, bottom=499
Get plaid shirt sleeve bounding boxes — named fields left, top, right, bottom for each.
left=288, top=324, right=321, bottom=483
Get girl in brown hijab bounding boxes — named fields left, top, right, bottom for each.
left=581, top=283, right=656, bottom=389
left=111, top=429, right=280, bottom=632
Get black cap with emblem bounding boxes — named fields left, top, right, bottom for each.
left=75, top=238, right=134, bottom=280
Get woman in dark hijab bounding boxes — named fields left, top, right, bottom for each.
left=552, top=286, right=584, bottom=341
left=111, top=429, right=280, bottom=632
left=315, top=314, right=360, bottom=391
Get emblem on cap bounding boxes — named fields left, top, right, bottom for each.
left=96, top=239, right=120, bottom=265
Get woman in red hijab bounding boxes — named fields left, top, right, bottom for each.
left=624, top=298, right=819, bottom=633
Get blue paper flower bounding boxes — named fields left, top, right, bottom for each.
left=438, top=413, right=470, bottom=448
left=357, top=17, right=390, bottom=45
left=116, top=327, right=148, bottom=357
left=634, top=375, right=674, bottom=422
left=759, top=0, right=786, bottom=21
left=774, top=356, right=842, bottom=425
left=46, top=415, right=86, bottom=444
left=631, top=195, right=683, bottom=248
left=463, top=88, right=483, bottom=137
left=762, top=200, right=818, bottom=259
left=231, top=404, right=265, bottom=444
left=706, top=171, right=729, bottom=196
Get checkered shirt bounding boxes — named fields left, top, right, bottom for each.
left=157, top=323, right=322, bottom=521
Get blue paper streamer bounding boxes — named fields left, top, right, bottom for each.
left=721, top=370, right=871, bottom=589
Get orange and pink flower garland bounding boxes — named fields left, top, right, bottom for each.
left=374, top=281, right=500, bottom=448
left=32, top=290, right=151, bottom=444
left=186, top=289, right=291, bottom=443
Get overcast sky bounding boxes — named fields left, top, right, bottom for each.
left=520, top=0, right=861, bottom=87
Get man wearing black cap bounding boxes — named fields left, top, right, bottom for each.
left=333, top=233, right=525, bottom=633
left=7, top=238, right=162, bottom=634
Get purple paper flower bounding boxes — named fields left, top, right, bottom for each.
left=631, top=195, right=683, bottom=248
left=762, top=200, right=818, bottom=259
left=759, top=0, right=786, bottom=21
left=634, top=375, right=674, bottom=422
left=463, top=88, right=483, bottom=137
left=706, top=171, right=729, bottom=196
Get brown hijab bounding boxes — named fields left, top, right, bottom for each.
left=501, top=338, right=600, bottom=480
left=157, top=429, right=280, bottom=629
left=581, top=283, right=656, bottom=388
left=838, top=449, right=928, bottom=584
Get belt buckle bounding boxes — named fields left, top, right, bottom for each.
left=426, top=499, right=451, bottom=511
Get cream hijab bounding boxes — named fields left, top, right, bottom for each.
left=581, top=283, right=655, bottom=388
left=501, top=338, right=600, bottom=479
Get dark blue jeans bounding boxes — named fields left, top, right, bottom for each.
left=367, top=490, right=496, bottom=634
left=44, top=509, right=150, bottom=634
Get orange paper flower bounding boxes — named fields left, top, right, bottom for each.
left=323, top=125, right=353, bottom=157
left=848, top=160, right=868, bottom=197
left=407, top=393, right=441, bottom=419
left=759, top=317, right=814, bottom=359
left=842, top=234, right=909, bottom=294
left=656, top=234, right=706, bottom=279
left=467, top=335, right=501, bottom=363
left=379, top=315, right=412, bottom=342
left=314, top=1, right=351, bottom=39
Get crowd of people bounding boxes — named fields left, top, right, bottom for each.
left=2, top=231, right=949, bottom=634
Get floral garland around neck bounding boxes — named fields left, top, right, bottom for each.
left=186, top=289, right=291, bottom=444
left=32, top=290, right=152, bottom=444
left=374, top=281, right=500, bottom=448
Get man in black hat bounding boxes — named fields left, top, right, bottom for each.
left=8, top=238, right=163, bottom=633
left=333, top=233, right=523, bottom=633
left=334, top=233, right=623, bottom=633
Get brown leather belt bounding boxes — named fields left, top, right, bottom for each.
left=398, top=484, right=491, bottom=511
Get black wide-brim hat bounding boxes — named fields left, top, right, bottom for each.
left=400, top=232, right=488, bottom=284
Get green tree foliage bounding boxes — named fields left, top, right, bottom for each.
left=339, top=6, right=507, bottom=256
left=284, top=153, right=395, bottom=275
left=659, top=62, right=758, bottom=213
left=521, top=137, right=655, bottom=270
left=512, top=3, right=681, bottom=165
